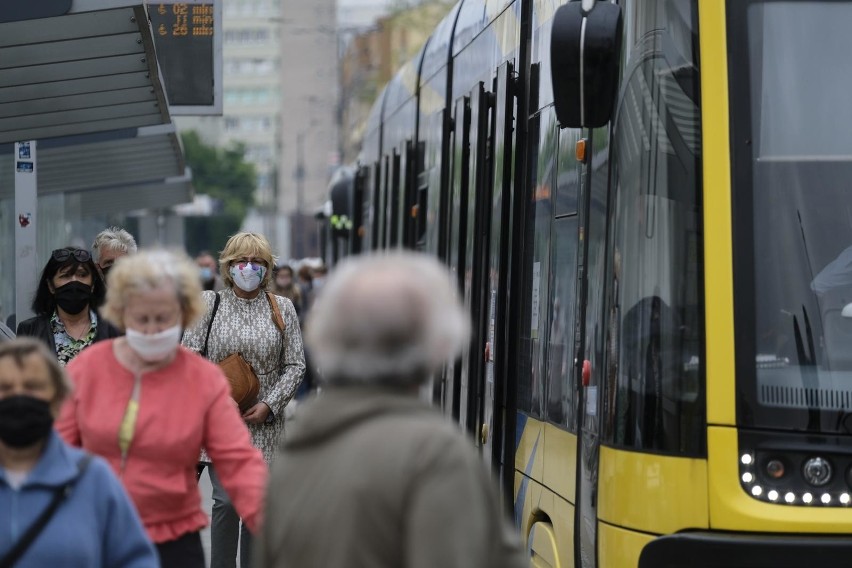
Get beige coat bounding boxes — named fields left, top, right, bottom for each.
left=255, top=387, right=527, bottom=568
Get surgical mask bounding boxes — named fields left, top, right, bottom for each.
left=126, top=324, right=182, bottom=362
left=53, top=281, right=92, bottom=315
left=0, top=395, right=54, bottom=448
left=199, top=267, right=213, bottom=282
left=230, top=262, right=265, bottom=292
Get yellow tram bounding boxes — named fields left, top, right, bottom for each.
left=337, top=1, right=852, bottom=565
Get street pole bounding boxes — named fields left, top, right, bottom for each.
left=294, top=132, right=305, bottom=258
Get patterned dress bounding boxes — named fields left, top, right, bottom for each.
left=51, top=310, right=97, bottom=367
left=182, top=288, right=305, bottom=463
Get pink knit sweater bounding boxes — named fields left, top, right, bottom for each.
left=57, top=340, right=267, bottom=543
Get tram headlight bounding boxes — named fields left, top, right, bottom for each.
left=803, top=457, right=832, bottom=487
left=802, top=492, right=813, bottom=504
left=784, top=492, right=796, bottom=504
left=821, top=493, right=832, bottom=504
left=742, top=472, right=753, bottom=484
left=767, top=490, right=779, bottom=501
left=765, top=459, right=785, bottom=479
left=741, top=453, right=753, bottom=466
left=751, top=485, right=763, bottom=497
left=840, top=493, right=850, bottom=505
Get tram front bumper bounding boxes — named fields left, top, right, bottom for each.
left=638, top=531, right=852, bottom=567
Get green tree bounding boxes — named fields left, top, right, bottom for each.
left=180, top=131, right=257, bottom=256
left=181, top=130, right=256, bottom=220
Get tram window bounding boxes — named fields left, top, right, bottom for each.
left=518, top=112, right=553, bottom=418
left=555, top=128, right=581, bottom=216
left=603, top=0, right=705, bottom=456
left=547, top=217, right=579, bottom=429
left=389, top=150, right=401, bottom=247
left=727, top=2, right=852, bottom=431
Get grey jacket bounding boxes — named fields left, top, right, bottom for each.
left=255, top=387, right=526, bottom=568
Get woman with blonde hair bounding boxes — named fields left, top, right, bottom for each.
left=182, top=232, right=305, bottom=568
left=56, top=250, right=267, bottom=568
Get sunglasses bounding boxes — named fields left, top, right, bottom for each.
left=52, top=249, right=91, bottom=263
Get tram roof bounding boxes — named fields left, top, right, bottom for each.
left=420, top=1, right=463, bottom=81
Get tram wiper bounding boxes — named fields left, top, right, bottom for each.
left=792, top=306, right=820, bottom=430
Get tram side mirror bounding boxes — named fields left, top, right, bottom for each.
left=551, top=0, right=623, bottom=129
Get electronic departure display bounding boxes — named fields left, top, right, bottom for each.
left=149, top=2, right=218, bottom=111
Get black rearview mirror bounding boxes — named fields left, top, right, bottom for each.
left=551, top=0, right=623, bottom=129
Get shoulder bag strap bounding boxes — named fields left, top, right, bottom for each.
left=0, top=454, right=93, bottom=568
left=201, top=292, right=221, bottom=358
left=265, top=292, right=287, bottom=391
left=265, top=292, right=285, bottom=333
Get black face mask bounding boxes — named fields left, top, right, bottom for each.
left=0, top=395, right=54, bottom=448
left=53, top=281, right=92, bottom=315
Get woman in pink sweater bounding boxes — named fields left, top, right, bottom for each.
left=56, top=250, right=267, bottom=568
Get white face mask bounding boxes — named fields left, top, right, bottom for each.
left=126, top=324, right=182, bottom=362
left=230, top=263, right=265, bottom=292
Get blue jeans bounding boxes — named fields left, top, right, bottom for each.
left=209, top=465, right=252, bottom=568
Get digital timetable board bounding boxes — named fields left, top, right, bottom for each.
left=148, top=1, right=222, bottom=115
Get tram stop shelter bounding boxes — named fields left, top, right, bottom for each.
left=0, top=1, right=193, bottom=323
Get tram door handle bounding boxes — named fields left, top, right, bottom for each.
left=480, top=423, right=489, bottom=445
left=581, top=359, right=591, bottom=387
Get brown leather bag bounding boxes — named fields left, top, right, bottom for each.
left=218, top=353, right=260, bottom=412
left=202, top=291, right=285, bottom=413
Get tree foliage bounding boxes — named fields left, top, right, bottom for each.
left=181, top=130, right=256, bottom=220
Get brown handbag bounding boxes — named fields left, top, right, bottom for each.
left=218, top=352, right=260, bottom=412
left=202, top=291, right=285, bottom=413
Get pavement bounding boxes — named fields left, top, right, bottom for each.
left=198, top=468, right=245, bottom=568
left=198, top=468, right=213, bottom=567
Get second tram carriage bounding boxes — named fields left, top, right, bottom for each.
left=325, top=0, right=852, bottom=566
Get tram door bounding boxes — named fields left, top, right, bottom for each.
left=446, top=95, right=471, bottom=421
left=478, top=62, right=515, bottom=466
left=458, top=82, right=491, bottom=434
left=575, top=127, right=608, bottom=568
left=387, top=149, right=402, bottom=247
left=352, top=167, right=366, bottom=254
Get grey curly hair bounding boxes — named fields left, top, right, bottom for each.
left=304, top=252, right=470, bottom=387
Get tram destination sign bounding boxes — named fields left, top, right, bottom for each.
left=148, top=1, right=223, bottom=115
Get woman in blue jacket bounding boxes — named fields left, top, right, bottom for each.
left=0, top=338, right=157, bottom=568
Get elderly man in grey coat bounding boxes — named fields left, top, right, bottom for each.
left=255, top=252, right=526, bottom=568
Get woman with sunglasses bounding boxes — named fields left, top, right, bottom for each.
left=17, top=247, right=118, bottom=366
left=182, top=232, right=305, bottom=568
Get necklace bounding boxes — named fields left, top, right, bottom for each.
left=63, top=317, right=91, bottom=340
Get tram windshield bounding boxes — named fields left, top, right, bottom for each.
left=730, top=1, right=852, bottom=432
